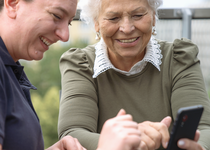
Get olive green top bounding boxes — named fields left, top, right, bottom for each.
left=58, top=38, right=210, bottom=150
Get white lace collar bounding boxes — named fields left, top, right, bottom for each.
left=93, top=36, right=162, bottom=78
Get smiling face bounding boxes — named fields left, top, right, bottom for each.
left=95, top=0, right=155, bottom=70
left=8, top=0, right=77, bottom=61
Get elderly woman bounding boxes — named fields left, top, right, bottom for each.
left=58, top=0, right=210, bottom=150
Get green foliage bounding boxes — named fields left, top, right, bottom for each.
left=31, top=87, right=60, bottom=148
left=21, top=41, right=89, bottom=149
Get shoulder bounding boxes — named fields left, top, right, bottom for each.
left=60, top=44, right=95, bottom=61
left=59, top=44, right=96, bottom=72
left=158, top=38, right=199, bottom=66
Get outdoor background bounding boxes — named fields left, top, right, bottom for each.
left=20, top=0, right=210, bottom=148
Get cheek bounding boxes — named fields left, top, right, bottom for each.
left=100, top=23, right=118, bottom=37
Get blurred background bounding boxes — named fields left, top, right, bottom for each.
left=20, top=0, right=210, bottom=148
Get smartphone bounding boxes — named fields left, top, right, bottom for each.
left=166, top=105, right=204, bottom=150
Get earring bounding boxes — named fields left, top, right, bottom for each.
left=95, top=32, right=101, bottom=40
left=152, top=26, right=157, bottom=36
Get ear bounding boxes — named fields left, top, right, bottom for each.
left=153, top=12, right=156, bottom=26
left=94, top=20, right=100, bottom=32
left=5, top=0, right=19, bottom=19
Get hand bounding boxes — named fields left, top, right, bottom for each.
left=177, top=130, right=206, bottom=150
left=97, top=109, right=141, bottom=150
left=46, top=135, right=86, bottom=150
left=137, top=116, right=172, bottom=150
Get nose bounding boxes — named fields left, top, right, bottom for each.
left=119, top=17, right=135, bottom=34
left=55, top=24, right=69, bottom=42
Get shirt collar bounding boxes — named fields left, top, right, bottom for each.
left=93, top=36, right=162, bottom=78
left=0, top=37, right=36, bottom=90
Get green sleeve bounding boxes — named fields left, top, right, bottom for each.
left=170, top=38, right=210, bottom=150
left=58, top=47, right=99, bottom=150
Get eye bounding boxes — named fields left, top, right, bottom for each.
left=132, top=15, right=143, bottom=19
left=109, top=17, right=119, bottom=21
left=53, top=13, right=61, bottom=19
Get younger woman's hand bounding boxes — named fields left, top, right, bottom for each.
left=97, top=109, right=141, bottom=150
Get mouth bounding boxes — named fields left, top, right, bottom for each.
left=118, top=37, right=139, bottom=43
left=40, top=36, right=52, bottom=46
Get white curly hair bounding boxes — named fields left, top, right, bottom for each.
left=78, top=0, right=163, bottom=27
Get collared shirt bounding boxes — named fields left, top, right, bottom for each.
left=93, top=36, right=163, bottom=78
left=0, top=37, right=44, bottom=150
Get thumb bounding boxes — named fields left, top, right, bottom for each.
left=194, top=130, right=200, bottom=142
left=116, top=109, right=126, bottom=117
left=161, top=116, right=172, bottom=128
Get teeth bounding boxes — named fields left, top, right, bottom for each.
left=119, top=38, right=137, bottom=43
left=40, top=37, right=51, bottom=46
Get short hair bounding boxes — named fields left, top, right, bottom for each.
left=0, top=0, right=33, bottom=12
left=78, top=0, right=163, bottom=27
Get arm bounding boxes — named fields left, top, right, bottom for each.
left=0, top=144, right=2, bottom=150
left=171, top=39, right=210, bottom=150
left=58, top=48, right=99, bottom=150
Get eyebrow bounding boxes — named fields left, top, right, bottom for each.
left=131, top=7, right=147, bottom=13
left=54, top=7, right=75, bottom=18
left=106, top=7, right=147, bottom=15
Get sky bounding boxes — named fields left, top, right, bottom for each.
left=161, top=0, right=206, bottom=8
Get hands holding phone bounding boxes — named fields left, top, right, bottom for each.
left=98, top=107, right=205, bottom=150
left=177, top=130, right=205, bottom=150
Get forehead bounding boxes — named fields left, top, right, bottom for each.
left=43, top=0, right=77, bottom=16
left=100, top=0, right=150, bottom=12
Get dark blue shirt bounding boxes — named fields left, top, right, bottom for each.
left=0, top=37, right=44, bottom=150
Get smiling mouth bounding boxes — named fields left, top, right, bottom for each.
left=118, top=37, right=139, bottom=43
left=40, top=36, right=52, bottom=46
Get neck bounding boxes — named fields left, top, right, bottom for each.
left=109, top=50, right=146, bottom=71
left=0, top=17, right=19, bottom=62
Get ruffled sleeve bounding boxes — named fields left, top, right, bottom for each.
left=58, top=46, right=100, bottom=150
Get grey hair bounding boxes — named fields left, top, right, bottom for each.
left=78, top=0, right=163, bottom=27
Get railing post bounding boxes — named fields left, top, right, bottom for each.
left=182, top=8, right=192, bottom=39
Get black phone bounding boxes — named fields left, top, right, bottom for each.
left=166, top=105, right=204, bottom=150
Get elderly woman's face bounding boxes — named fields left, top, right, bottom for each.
left=95, top=0, right=155, bottom=63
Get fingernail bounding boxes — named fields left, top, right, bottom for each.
left=178, top=140, right=185, bottom=146
left=165, top=142, right=168, bottom=148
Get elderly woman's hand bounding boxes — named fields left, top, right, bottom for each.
left=137, top=116, right=172, bottom=150
left=177, top=130, right=206, bottom=150
left=97, top=109, right=141, bottom=150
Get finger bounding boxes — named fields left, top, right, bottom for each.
left=124, top=133, right=141, bottom=149
left=160, top=116, right=172, bottom=128
left=178, top=138, right=204, bottom=150
left=139, top=123, right=161, bottom=149
left=62, top=136, right=83, bottom=150
left=139, top=141, right=149, bottom=150
left=139, top=131, right=157, bottom=150
left=194, top=130, right=200, bottom=142
left=115, top=114, right=133, bottom=122
left=117, top=109, right=126, bottom=116
left=147, top=121, right=170, bottom=148
left=74, top=138, right=86, bottom=150
left=120, top=121, right=139, bottom=129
